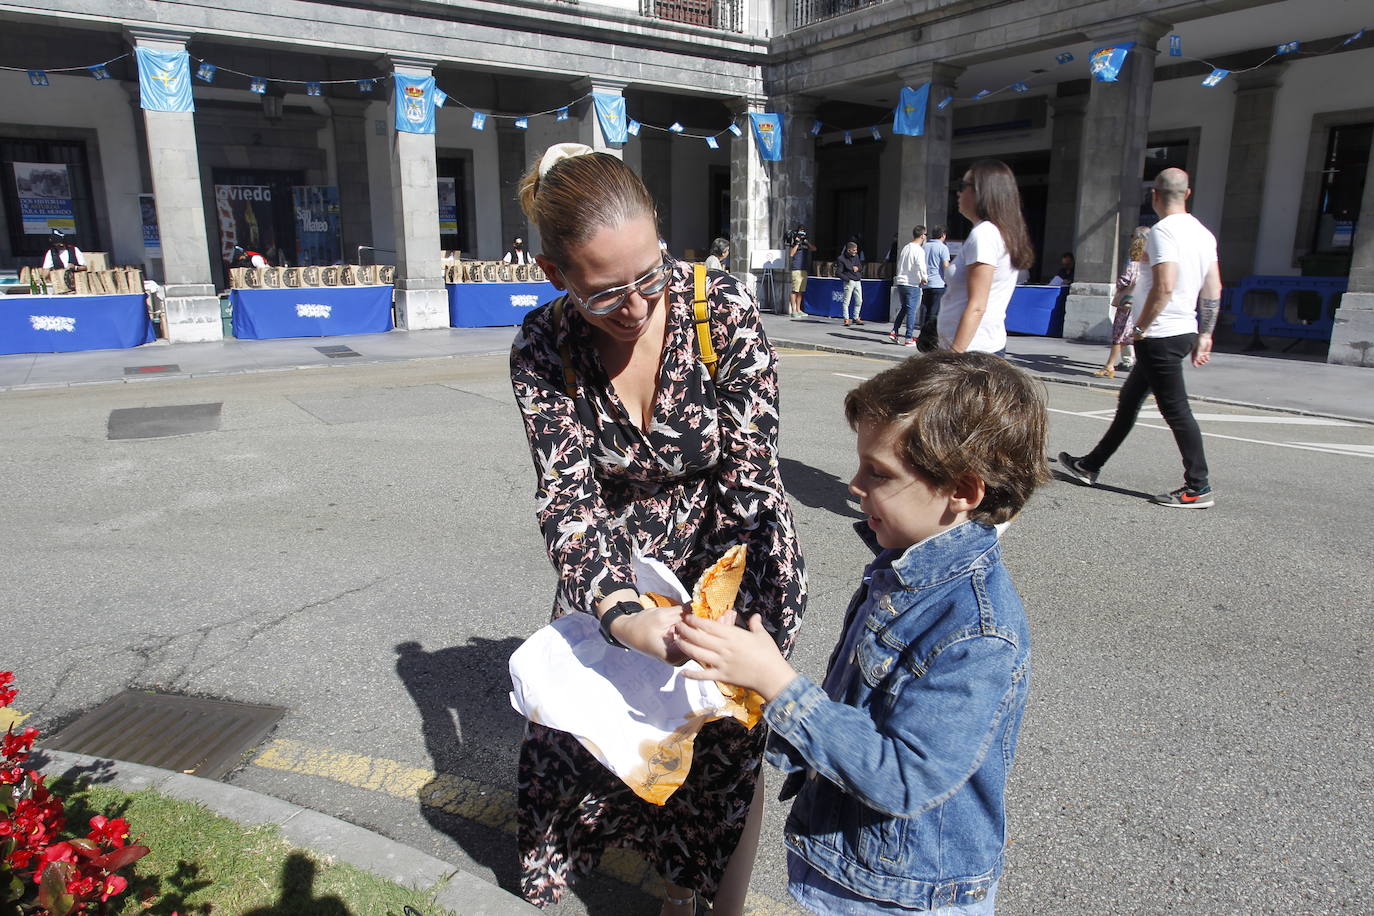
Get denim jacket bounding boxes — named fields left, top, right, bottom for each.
left=764, top=520, right=1031, bottom=910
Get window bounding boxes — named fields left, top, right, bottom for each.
left=1312, top=123, right=1371, bottom=252
left=1, top=137, right=99, bottom=260
left=1139, top=140, right=1189, bottom=226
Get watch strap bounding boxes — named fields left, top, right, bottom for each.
left=599, top=599, right=644, bottom=648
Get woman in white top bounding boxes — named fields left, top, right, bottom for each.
left=937, top=159, right=1035, bottom=354
left=704, top=237, right=729, bottom=272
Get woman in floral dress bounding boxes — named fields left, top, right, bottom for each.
left=509, top=143, right=807, bottom=915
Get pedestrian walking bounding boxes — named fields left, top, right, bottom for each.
left=509, top=142, right=807, bottom=915
left=1094, top=227, right=1147, bottom=378
left=888, top=225, right=927, bottom=346
left=1059, top=167, right=1222, bottom=508
left=937, top=160, right=1035, bottom=354
left=919, top=226, right=951, bottom=351
left=836, top=240, right=864, bottom=326
left=676, top=351, right=1049, bottom=916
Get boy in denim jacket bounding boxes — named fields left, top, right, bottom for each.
left=677, top=351, right=1049, bottom=914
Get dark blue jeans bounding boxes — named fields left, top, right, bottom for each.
left=1082, top=333, right=1209, bottom=489
left=891, top=285, right=918, bottom=337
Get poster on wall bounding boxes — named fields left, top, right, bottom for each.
left=139, top=194, right=161, bottom=258
left=437, top=178, right=458, bottom=235
left=13, top=162, right=76, bottom=235
left=214, top=185, right=276, bottom=262
left=292, top=186, right=342, bottom=265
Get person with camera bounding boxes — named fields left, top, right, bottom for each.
left=786, top=224, right=816, bottom=317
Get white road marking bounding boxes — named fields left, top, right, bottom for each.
left=833, top=372, right=871, bottom=381
left=1048, top=408, right=1374, bottom=459
left=1137, top=409, right=1356, bottom=427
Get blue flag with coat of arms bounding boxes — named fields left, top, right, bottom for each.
left=394, top=73, right=437, bottom=134
left=892, top=83, right=929, bottom=136
left=135, top=47, right=194, bottom=113
left=592, top=92, right=628, bottom=144
left=749, top=112, right=783, bottom=161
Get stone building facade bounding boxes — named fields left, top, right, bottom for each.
left=0, top=0, right=1370, bottom=362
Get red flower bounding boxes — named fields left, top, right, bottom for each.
left=87, top=815, right=130, bottom=848
left=100, top=874, right=128, bottom=902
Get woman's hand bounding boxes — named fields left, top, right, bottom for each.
left=675, top=612, right=797, bottom=703
left=609, top=604, right=692, bottom=665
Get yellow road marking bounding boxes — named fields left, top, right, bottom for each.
left=251, top=738, right=800, bottom=913
left=0, top=707, right=31, bottom=731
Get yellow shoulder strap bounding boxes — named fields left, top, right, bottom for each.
left=550, top=296, right=578, bottom=398
left=693, top=263, right=718, bottom=380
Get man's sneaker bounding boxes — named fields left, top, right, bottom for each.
left=903, top=338, right=917, bottom=347
left=1150, top=485, right=1215, bottom=508
left=888, top=332, right=898, bottom=341
left=1056, top=452, right=1098, bottom=486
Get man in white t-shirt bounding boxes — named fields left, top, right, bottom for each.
left=888, top=225, right=927, bottom=346
left=1058, top=168, right=1222, bottom=509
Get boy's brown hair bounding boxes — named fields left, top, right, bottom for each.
left=844, top=351, right=1050, bottom=525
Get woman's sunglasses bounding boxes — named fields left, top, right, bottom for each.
left=567, top=255, right=675, bottom=316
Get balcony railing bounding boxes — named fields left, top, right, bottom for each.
left=640, top=0, right=743, bottom=32
left=793, top=0, right=884, bottom=28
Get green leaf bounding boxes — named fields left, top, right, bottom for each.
left=91, top=845, right=149, bottom=871
left=1, top=871, right=25, bottom=903
left=38, top=861, right=76, bottom=916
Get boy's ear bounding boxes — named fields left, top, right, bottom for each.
left=947, top=472, right=985, bottom=515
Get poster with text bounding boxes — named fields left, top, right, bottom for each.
left=13, top=162, right=75, bottom=235
left=139, top=194, right=161, bottom=257
left=214, top=185, right=276, bottom=261
left=292, top=186, right=342, bottom=265
left=438, top=178, right=458, bottom=235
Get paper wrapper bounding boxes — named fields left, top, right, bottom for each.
left=510, top=556, right=733, bottom=805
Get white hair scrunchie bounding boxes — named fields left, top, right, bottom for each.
left=538, top=142, right=596, bottom=179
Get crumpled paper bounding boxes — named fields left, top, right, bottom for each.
left=509, top=556, right=733, bottom=805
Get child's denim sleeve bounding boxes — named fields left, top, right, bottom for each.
left=762, top=633, right=1022, bottom=818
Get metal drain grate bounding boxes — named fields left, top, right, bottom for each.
left=315, top=345, right=361, bottom=358
left=124, top=364, right=181, bottom=376
left=42, top=691, right=285, bottom=780
left=107, top=403, right=222, bottom=440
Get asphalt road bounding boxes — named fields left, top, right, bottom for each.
left=3, top=349, right=1371, bottom=915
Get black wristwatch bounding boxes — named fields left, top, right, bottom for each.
left=599, top=599, right=644, bottom=649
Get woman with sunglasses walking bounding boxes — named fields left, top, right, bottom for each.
left=938, top=160, right=1035, bottom=355
left=509, top=143, right=807, bottom=915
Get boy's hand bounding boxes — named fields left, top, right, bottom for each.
left=675, top=612, right=797, bottom=702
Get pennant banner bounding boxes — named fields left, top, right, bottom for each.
left=727, top=123, right=742, bottom=137
left=471, top=111, right=486, bottom=130
left=705, top=136, right=719, bottom=150
left=593, top=92, right=628, bottom=144
left=307, top=82, right=322, bottom=97
left=1090, top=42, right=1135, bottom=82
left=197, top=62, right=217, bottom=83
left=627, top=119, right=641, bottom=136
left=88, top=65, right=110, bottom=81
left=892, top=83, right=929, bottom=136
left=135, top=47, right=194, bottom=113
left=749, top=112, right=783, bottom=160
left=394, top=73, right=437, bottom=134
left=515, top=117, right=528, bottom=129
left=434, top=89, right=448, bottom=108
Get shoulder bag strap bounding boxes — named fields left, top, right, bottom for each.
left=692, top=263, right=718, bottom=381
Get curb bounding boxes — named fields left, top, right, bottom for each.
left=33, top=749, right=540, bottom=916
left=768, top=336, right=1374, bottom=427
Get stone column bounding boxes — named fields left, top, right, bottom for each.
left=386, top=56, right=447, bottom=330
left=327, top=98, right=373, bottom=263
left=1063, top=20, right=1168, bottom=342
left=727, top=96, right=773, bottom=304
left=893, top=63, right=963, bottom=238
left=1327, top=150, right=1374, bottom=367
left=1041, top=91, right=1087, bottom=278
left=496, top=121, right=528, bottom=248
left=769, top=94, right=820, bottom=245
left=1217, top=68, right=1284, bottom=284
left=574, top=78, right=628, bottom=158
left=126, top=29, right=221, bottom=342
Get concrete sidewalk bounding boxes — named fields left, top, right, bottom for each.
left=2, top=316, right=1369, bottom=423
left=34, top=750, right=540, bottom=916
left=760, top=313, right=1374, bottom=424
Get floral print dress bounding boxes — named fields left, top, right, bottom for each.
left=509, top=262, right=807, bottom=906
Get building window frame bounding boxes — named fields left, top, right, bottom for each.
left=1292, top=106, right=1374, bottom=269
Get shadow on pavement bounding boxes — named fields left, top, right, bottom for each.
left=1007, top=350, right=1104, bottom=379
left=780, top=457, right=860, bottom=519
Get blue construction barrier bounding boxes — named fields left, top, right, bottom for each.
left=1228, top=276, right=1346, bottom=340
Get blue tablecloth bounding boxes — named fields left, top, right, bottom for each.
left=230, top=286, right=394, bottom=339
left=1005, top=285, right=1068, bottom=337
left=1, top=293, right=155, bottom=355
left=448, top=282, right=560, bottom=327
left=802, top=278, right=892, bottom=322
